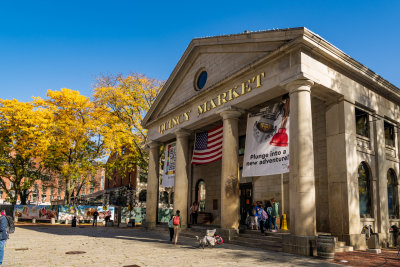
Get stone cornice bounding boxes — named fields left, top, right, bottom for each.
left=143, top=28, right=400, bottom=129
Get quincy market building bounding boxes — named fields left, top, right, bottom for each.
left=142, top=28, right=400, bottom=255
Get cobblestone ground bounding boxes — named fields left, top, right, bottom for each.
left=4, top=225, right=339, bottom=267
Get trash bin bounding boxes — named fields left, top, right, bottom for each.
left=316, top=235, right=335, bottom=259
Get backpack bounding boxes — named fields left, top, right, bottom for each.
left=6, top=216, right=15, bottom=234
left=261, top=210, right=268, bottom=220
left=173, top=216, right=180, bottom=226
left=266, top=207, right=272, bottom=217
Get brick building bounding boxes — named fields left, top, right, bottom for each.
left=0, top=168, right=105, bottom=205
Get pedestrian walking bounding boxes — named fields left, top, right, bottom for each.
left=258, top=207, right=268, bottom=234
left=92, top=209, right=99, bottom=227
left=172, top=210, right=182, bottom=245
left=0, top=210, right=9, bottom=265
left=168, top=215, right=174, bottom=242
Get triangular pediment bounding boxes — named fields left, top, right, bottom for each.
left=143, top=28, right=306, bottom=127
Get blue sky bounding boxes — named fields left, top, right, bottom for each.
left=0, top=0, right=399, bottom=102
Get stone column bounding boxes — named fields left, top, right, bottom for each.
left=174, top=129, right=191, bottom=229
left=220, top=109, right=241, bottom=231
left=374, top=116, right=389, bottom=241
left=326, top=99, right=366, bottom=249
left=287, top=79, right=317, bottom=237
left=145, top=141, right=160, bottom=229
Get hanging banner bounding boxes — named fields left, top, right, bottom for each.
left=242, top=98, right=290, bottom=177
left=161, top=142, right=176, bottom=187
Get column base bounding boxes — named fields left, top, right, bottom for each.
left=283, top=234, right=317, bottom=256
left=145, top=221, right=157, bottom=230
left=340, top=234, right=367, bottom=250
left=218, top=228, right=239, bottom=241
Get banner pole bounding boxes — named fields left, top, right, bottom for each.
left=281, top=173, right=284, bottom=214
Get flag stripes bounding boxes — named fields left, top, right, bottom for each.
left=192, top=125, right=223, bottom=164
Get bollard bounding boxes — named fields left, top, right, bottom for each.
left=32, top=218, right=36, bottom=224
left=65, top=219, right=69, bottom=225
left=14, top=217, right=18, bottom=223
left=281, top=214, right=288, bottom=230
left=125, top=218, right=130, bottom=224
left=51, top=218, right=56, bottom=224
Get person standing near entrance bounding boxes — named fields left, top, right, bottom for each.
left=92, top=209, right=99, bottom=227
left=271, top=198, right=279, bottom=232
left=265, top=201, right=273, bottom=232
left=0, top=210, right=9, bottom=265
left=172, top=210, right=182, bottom=245
left=190, top=202, right=198, bottom=225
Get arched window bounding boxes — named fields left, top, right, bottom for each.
left=387, top=169, right=399, bottom=219
left=196, top=180, right=206, bottom=212
left=160, top=191, right=169, bottom=204
left=139, top=190, right=147, bottom=203
left=358, top=162, right=371, bottom=217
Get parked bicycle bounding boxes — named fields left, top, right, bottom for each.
left=196, top=229, right=223, bottom=249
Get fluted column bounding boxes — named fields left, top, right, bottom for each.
left=145, top=141, right=160, bottom=229
left=287, top=79, right=317, bottom=236
left=220, top=109, right=242, bottom=229
left=174, top=129, right=191, bottom=229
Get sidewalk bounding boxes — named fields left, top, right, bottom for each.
left=329, top=248, right=400, bottom=266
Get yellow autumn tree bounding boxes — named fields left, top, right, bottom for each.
left=36, top=89, right=107, bottom=204
left=93, top=73, right=163, bottom=178
left=0, top=99, right=53, bottom=204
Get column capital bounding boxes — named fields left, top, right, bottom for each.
left=285, top=79, right=314, bottom=95
left=219, top=108, right=243, bottom=120
left=175, top=128, right=191, bottom=138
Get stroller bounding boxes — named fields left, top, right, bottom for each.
left=196, top=229, right=223, bottom=249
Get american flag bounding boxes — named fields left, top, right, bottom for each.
left=192, top=125, right=223, bottom=165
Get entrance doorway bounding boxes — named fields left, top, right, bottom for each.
left=239, top=183, right=252, bottom=225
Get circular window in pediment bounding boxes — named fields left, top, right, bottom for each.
left=195, top=69, right=207, bottom=91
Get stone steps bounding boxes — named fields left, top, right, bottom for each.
left=334, top=236, right=354, bottom=253
left=227, top=230, right=284, bottom=252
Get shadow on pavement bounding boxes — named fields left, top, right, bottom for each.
left=15, top=225, right=336, bottom=267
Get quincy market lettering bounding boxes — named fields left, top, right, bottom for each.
left=158, top=72, right=265, bottom=134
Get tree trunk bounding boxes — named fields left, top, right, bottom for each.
left=19, top=190, right=29, bottom=205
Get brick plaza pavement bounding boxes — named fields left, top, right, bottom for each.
left=2, top=224, right=341, bottom=267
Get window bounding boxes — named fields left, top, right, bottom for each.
left=355, top=108, right=369, bottom=138
left=384, top=121, right=395, bottom=147
left=388, top=169, right=399, bottom=219
left=139, top=190, right=147, bottom=202
left=358, top=162, right=372, bottom=217
left=196, top=180, right=206, bottom=212
left=139, top=172, right=147, bottom=183
left=170, top=192, right=174, bottom=205
left=57, top=188, right=61, bottom=197
left=238, top=135, right=246, bottom=156
left=90, top=187, right=94, bottom=194
left=194, top=69, right=207, bottom=91
left=159, top=191, right=169, bottom=204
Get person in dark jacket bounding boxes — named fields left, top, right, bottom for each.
left=0, top=210, right=9, bottom=265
